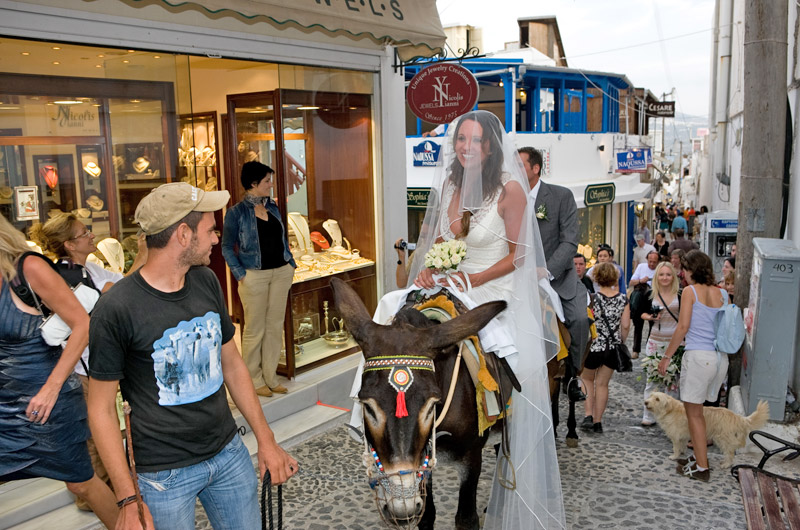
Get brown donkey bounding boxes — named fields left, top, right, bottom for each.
left=331, top=278, right=506, bottom=530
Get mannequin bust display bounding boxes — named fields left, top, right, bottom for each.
left=322, top=219, right=345, bottom=252
left=287, top=212, right=312, bottom=256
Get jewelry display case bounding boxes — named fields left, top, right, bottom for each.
left=178, top=112, right=220, bottom=192
left=226, top=89, right=377, bottom=376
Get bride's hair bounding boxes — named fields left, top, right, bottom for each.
left=448, top=112, right=505, bottom=238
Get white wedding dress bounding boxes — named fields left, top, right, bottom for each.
left=439, top=173, right=514, bottom=308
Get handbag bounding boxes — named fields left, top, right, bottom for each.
left=597, top=294, right=632, bottom=373
left=27, top=280, right=99, bottom=347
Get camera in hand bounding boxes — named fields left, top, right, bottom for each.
left=650, top=303, right=662, bottom=315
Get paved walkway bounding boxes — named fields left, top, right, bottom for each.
left=192, top=356, right=800, bottom=529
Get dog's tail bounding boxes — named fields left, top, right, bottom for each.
left=746, top=401, right=770, bottom=431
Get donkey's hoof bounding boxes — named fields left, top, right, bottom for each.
left=566, top=437, right=579, bottom=448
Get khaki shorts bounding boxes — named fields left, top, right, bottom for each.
left=679, top=349, right=728, bottom=404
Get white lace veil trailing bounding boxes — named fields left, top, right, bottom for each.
left=408, top=111, right=566, bottom=529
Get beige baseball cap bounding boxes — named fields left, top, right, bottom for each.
left=135, top=182, right=230, bottom=235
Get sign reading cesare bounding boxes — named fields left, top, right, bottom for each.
left=406, top=64, right=480, bottom=125
left=584, top=183, right=616, bottom=207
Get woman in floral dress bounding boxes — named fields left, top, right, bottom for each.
left=640, top=262, right=681, bottom=425
left=580, top=262, right=631, bottom=433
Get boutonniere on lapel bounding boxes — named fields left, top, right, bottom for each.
left=536, top=204, right=549, bottom=221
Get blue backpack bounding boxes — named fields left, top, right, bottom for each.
left=713, top=291, right=745, bottom=354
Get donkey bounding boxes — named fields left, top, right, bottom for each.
left=331, top=278, right=506, bottom=530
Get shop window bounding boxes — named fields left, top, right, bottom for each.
left=227, top=88, right=376, bottom=376
left=578, top=205, right=606, bottom=265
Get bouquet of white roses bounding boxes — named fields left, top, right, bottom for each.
left=424, top=239, right=467, bottom=273
left=641, top=346, right=684, bottom=391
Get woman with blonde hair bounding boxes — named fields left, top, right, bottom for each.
left=29, top=212, right=145, bottom=512
left=0, top=214, right=118, bottom=527
left=580, top=261, right=631, bottom=433
left=640, top=261, right=681, bottom=425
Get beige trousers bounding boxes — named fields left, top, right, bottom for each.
left=239, top=264, right=294, bottom=388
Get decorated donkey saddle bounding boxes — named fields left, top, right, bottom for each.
left=400, top=289, right=520, bottom=435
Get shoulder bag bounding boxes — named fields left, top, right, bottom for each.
left=15, top=253, right=99, bottom=346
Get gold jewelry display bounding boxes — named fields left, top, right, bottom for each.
left=132, top=156, right=151, bottom=174
left=83, top=161, right=102, bottom=178
left=322, top=219, right=343, bottom=249
left=86, top=195, right=104, bottom=212
left=287, top=212, right=312, bottom=255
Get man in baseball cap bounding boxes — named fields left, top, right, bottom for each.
left=89, top=182, right=297, bottom=529
left=135, top=182, right=230, bottom=236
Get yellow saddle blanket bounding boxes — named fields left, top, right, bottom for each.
left=414, top=295, right=507, bottom=435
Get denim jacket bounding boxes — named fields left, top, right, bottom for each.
left=221, top=196, right=296, bottom=281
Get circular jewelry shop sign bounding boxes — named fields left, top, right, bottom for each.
left=407, top=63, right=480, bottom=125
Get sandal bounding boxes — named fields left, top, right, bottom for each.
left=676, top=461, right=709, bottom=482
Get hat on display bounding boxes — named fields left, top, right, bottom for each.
left=0, top=186, right=12, bottom=199
left=133, top=156, right=151, bottom=174
left=135, top=182, right=229, bottom=235
left=84, top=161, right=102, bottom=178
left=73, top=208, right=91, bottom=219
left=86, top=195, right=105, bottom=211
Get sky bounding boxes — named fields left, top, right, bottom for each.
left=436, top=0, right=716, bottom=118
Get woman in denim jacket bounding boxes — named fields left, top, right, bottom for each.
left=222, top=161, right=296, bottom=397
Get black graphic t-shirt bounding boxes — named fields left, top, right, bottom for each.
left=89, top=267, right=237, bottom=472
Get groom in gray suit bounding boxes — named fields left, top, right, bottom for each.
left=519, top=147, right=589, bottom=400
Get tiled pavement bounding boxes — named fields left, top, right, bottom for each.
left=193, top=355, right=800, bottom=529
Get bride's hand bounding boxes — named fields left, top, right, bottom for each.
left=414, top=268, right=436, bottom=289
left=438, top=271, right=470, bottom=291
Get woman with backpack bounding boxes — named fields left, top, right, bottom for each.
left=640, top=262, right=681, bottom=425
left=0, top=214, right=118, bottom=527
left=658, top=250, right=729, bottom=482
left=29, top=212, right=146, bottom=512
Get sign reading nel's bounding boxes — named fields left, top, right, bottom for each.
left=584, top=183, right=616, bottom=207
left=406, top=64, right=480, bottom=125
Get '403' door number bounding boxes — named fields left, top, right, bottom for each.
left=772, top=263, right=795, bottom=273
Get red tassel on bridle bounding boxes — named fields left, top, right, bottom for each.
left=396, top=390, right=408, bottom=418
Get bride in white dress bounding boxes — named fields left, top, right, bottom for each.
left=351, top=111, right=566, bottom=529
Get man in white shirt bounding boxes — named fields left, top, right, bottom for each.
left=628, top=251, right=659, bottom=358
left=631, top=234, right=656, bottom=274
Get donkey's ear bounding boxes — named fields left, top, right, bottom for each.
left=426, top=300, right=506, bottom=351
left=330, top=278, right=374, bottom=342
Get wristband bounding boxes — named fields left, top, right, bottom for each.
left=397, top=260, right=403, bottom=265
left=117, top=495, right=138, bottom=508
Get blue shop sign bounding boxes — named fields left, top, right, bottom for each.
left=710, top=219, right=738, bottom=230
left=616, top=150, right=647, bottom=172
left=412, top=141, right=441, bottom=167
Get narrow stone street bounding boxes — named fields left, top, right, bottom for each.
left=193, top=355, right=800, bottom=529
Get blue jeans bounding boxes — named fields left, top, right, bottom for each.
left=137, top=434, right=258, bottom=529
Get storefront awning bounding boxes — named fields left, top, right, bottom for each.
left=141, top=0, right=446, bottom=61
left=568, top=174, right=651, bottom=209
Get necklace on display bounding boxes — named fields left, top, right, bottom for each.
left=323, top=219, right=343, bottom=248
left=288, top=212, right=311, bottom=254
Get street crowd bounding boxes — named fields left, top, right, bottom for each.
left=0, top=111, right=736, bottom=529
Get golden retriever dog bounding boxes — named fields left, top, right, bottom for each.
left=644, top=392, right=769, bottom=468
